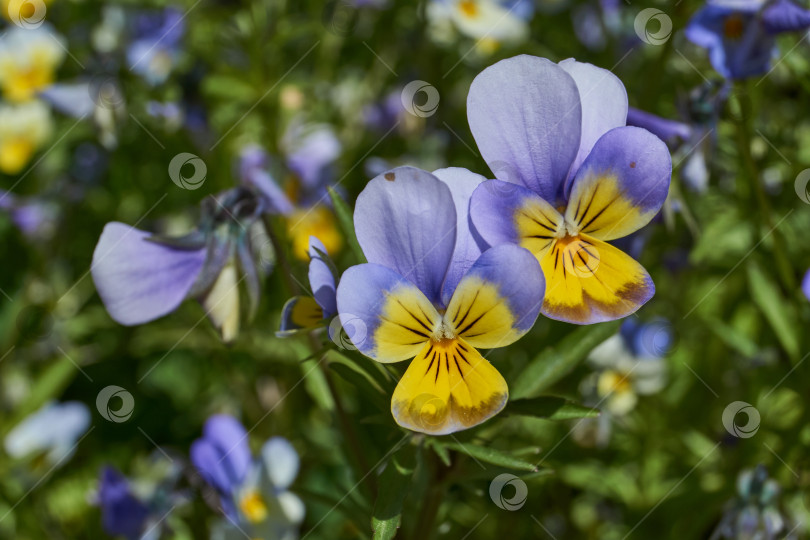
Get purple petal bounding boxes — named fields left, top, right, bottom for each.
left=284, top=124, right=342, bottom=190
left=558, top=58, right=628, bottom=197
left=469, top=179, right=555, bottom=248
left=432, top=167, right=486, bottom=307
left=763, top=0, right=810, bottom=33
left=802, top=269, right=810, bottom=301
left=336, top=263, right=439, bottom=362
left=566, top=126, right=671, bottom=240
left=308, top=236, right=337, bottom=317
left=99, top=467, right=149, bottom=540
left=354, top=167, right=456, bottom=305
left=39, top=83, right=96, bottom=118
left=91, top=222, right=206, bottom=325
left=467, top=55, right=581, bottom=203
left=239, top=146, right=295, bottom=215
left=191, top=414, right=251, bottom=496
left=626, top=107, right=692, bottom=144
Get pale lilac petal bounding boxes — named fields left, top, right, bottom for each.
left=260, top=437, right=299, bottom=490
left=308, top=236, right=337, bottom=317
left=558, top=58, right=628, bottom=196
left=354, top=167, right=456, bottom=304
left=91, top=222, right=206, bottom=325
left=432, top=167, right=486, bottom=306
left=467, top=55, right=582, bottom=203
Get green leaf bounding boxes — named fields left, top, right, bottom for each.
left=440, top=441, right=538, bottom=472
left=504, top=397, right=599, bottom=420
left=512, top=321, right=620, bottom=399
left=746, top=261, right=800, bottom=362
left=371, top=452, right=415, bottom=540
left=705, top=316, right=759, bottom=358
left=201, top=75, right=256, bottom=102
left=329, top=361, right=389, bottom=412
left=426, top=438, right=451, bottom=467
left=328, top=186, right=366, bottom=263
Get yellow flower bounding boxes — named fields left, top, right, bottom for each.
left=0, top=101, right=53, bottom=174
left=0, top=25, right=65, bottom=102
left=286, top=205, right=342, bottom=261
left=1, top=0, right=51, bottom=24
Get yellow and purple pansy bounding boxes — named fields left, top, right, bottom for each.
left=278, top=236, right=338, bottom=335
left=685, top=0, right=810, bottom=80
left=467, top=55, right=672, bottom=325
left=337, top=166, right=545, bottom=435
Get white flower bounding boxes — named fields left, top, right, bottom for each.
left=4, top=401, right=90, bottom=464
left=585, top=334, right=667, bottom=416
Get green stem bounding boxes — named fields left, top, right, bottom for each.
left=264, top=218, right=376, bottom=497
left=318, top=349, right=378, bottom=499
left=410, top=450, right=449, bottom=540
left=732, top=82, right=796, bottom=292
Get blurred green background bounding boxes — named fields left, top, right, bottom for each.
left=2, top=0, right=810, bottom=538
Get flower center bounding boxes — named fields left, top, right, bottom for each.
left=458, top=0, right=478, bottom=18
left=723, top=15, right=745, bottom=40
left=239, top=490, right=269, bottom=523
left=597, top=370, right=633, bottom=398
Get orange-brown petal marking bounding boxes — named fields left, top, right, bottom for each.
left=390, top=338, right=508, bottom=435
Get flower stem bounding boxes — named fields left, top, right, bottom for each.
left=732, top=81, right=796, bottom=292
left=410, top=450, right=449, bottom=540
left=264, top=217, right=376, bottom=498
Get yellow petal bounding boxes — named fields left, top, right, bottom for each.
left=286, top=206, right=343, bottom=261
left=391, top=338, right=507, bottom=435
left=514, top=196, right=564, bottom=261
left=0, top=137, right=34, bottom=174
left=371, top=284, right=440, bottom=362
left=565, top=173, right=660, bottom=241
left=540, top=234, right=653, bottom=324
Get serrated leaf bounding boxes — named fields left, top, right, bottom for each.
left=328, top=187, right=366, bottom=263
left=504, top=397, right=599, bottom=420
left=747, top=261, right=800, bottom=362
left=512, top=321, right=620, bottom=399
left=371, top=453, right=414, bottom=540
left=439, top=442, right=537, bottom=472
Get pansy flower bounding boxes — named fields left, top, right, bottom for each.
left=239, top=131, right=344, bottom=261
left=802, top=268, right=810, bottom=302
left=92, top=187, right=274, bottom=343
left=337, top=166, right=545, bottom=435
left=467, top=55, right=672, bottom=324
left=127, top=8, right=185, bottom=86
left=0, top=25, right=65, bottom=103
left=713, top=466, right=786, bottom=539
left=686, top=0, right=810, bottom=79
left=583, top=319, right=669, bottom=415
left=191, top=415, right=304, bottom=540
left=428, top=0, right=533, bottom=53
left=0, top=188, right=58, bottom=240
left=4, top=400, right=90, bottom=465
left=0, top=101, right=53, bottom=174
left=98, top=460, right=185, bottom=540
left=278, top=236, right=339, bottom=336
left=98, top=467, right=150, bottom=540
